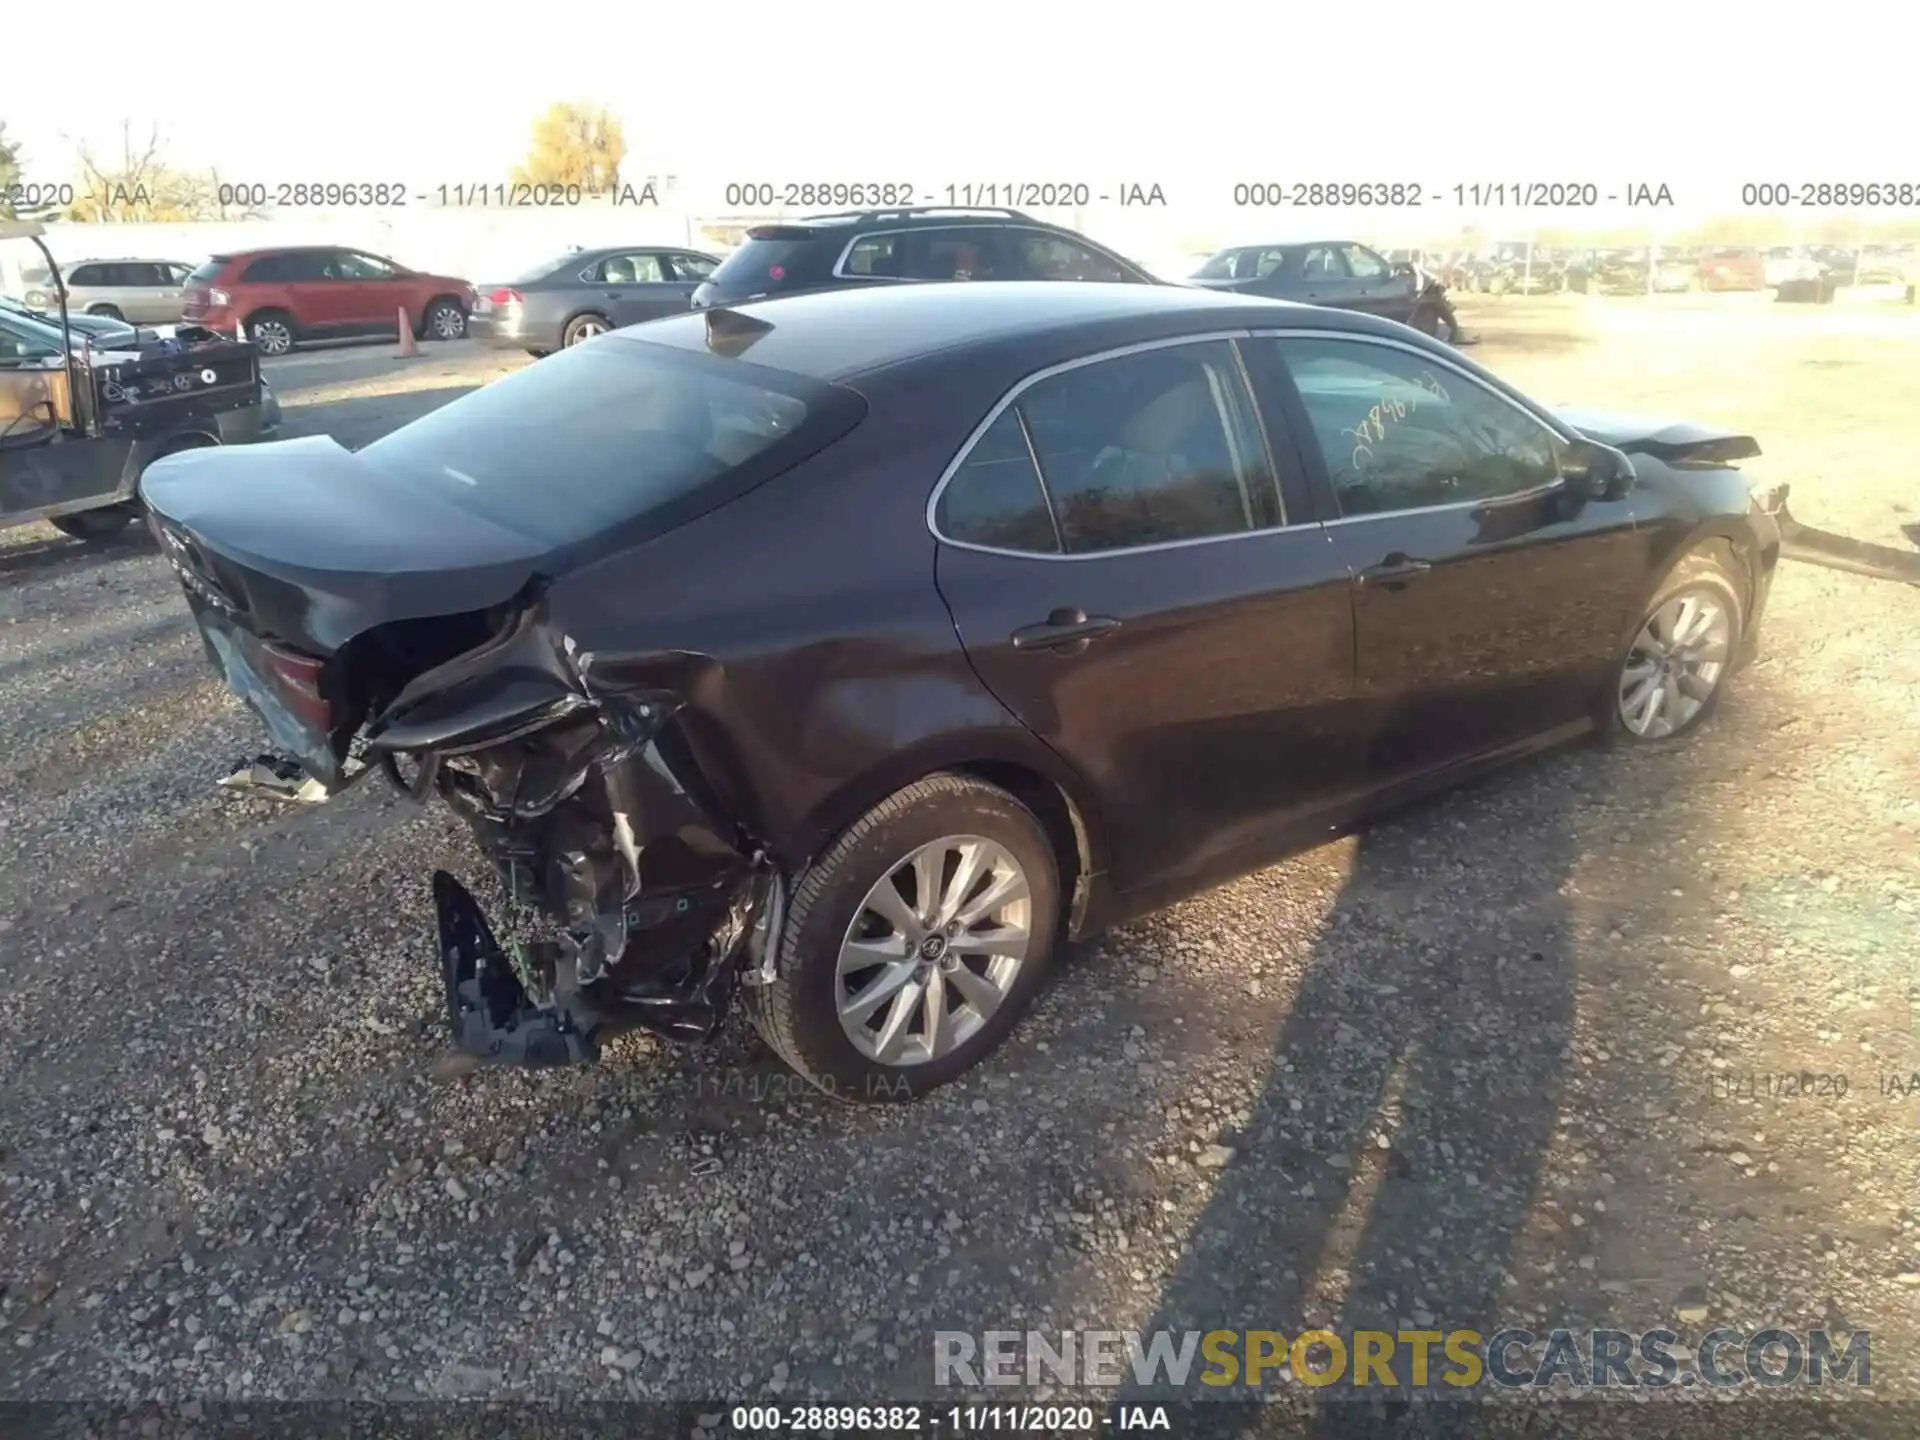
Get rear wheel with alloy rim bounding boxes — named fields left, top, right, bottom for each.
left=1602, top=551, right=1744, bottom=745
left=246, top=312, right=293, bottom=356
left=563, top=314, right=610, bottom=347
left=742, top=774, right=1060, bottom=1102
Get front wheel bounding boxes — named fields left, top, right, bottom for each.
left=742, top=774, right=1061, bottom=1103
left=1599, top=551, right=1745, bottom=746
left=423, top=298, right=467, bottom=341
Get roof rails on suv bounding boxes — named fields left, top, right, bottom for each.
left=794, top=206, right=1035, bottom=226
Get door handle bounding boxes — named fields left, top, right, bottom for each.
left=1010, top=607, right=1122, bottom=653
left=1357, top=554, right=1434, bottom=588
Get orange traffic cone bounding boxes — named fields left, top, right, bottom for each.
left=395, top=306, right=418, bottom=358
left=235, top=317, right=246, bottom=342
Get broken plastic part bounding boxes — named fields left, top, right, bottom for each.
left=218, top=752, right=345, bottom=804
left=740, top=866, right=786, bottom=987
left=1776, top=502, right=1920, bottom=587
left=435, top=871, right=601, bottom=1067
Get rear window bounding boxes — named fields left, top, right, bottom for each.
left=513, top=253, right=579, bottom=283
left=354, top=337, right=865, bottom=549
left=704, top=235, right=831, bottom=298
left=188, top=258, right=228, bottom=283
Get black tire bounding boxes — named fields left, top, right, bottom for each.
left=423, top=297, right=467, bottom=342
left=562, top=313, right=611, bottom=348
left=741, top=773, right=1061, bottom=1103
left=525, top=348, right=552, bottom=359
left=49, top=506, right=136, bottom=542
left=245, top=310, right=295, bottom=356
left=1595, top=549, right=1745, bottom=749
left=87, top=304, right=125, bottom=322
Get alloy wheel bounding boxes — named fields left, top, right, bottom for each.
left=567, top=319, right=609, bottom=345
left=250, top=319, right=292, bottom=355
left=431, top=305, right=465, bottom=339
left=836, top=835, right=1032, bottom=1067
left=1619, top=590, right=1732, bottom=738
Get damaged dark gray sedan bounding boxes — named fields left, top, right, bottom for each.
left=141, top=282, right=1786, bottom=1101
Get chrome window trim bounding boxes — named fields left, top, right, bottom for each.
left=1249, top=326, right=1577, bottom=525
left=579, top=250, right=665, bottom=285
left=833, top=224, right=1140, bottom=284
left=928, top=329, right=1305, bottom=562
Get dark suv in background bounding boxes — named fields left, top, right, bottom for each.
left=690, top=207, right=1154, bottom=309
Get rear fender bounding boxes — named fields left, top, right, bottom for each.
left=785, top=725, right=1110, bottom=895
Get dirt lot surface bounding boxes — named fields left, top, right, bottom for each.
left=1, top=301, right=1916, bottom=1428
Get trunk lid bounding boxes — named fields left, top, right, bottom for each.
left=142, top=437, right=550, bottom=787
left=1553, top=408, right=1760, bottom=466
left=140, top=435, right=549, bottom=656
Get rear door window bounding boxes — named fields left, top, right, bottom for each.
left=1300, top=246, right=1350, bottom=281
left=908, top=228, right=1010, bottom=281
left=354, top=337, right=867, bottom=549
left=840, top=232, right=910, bottom=278
left=592, top=252, right=666, bottom=283
left=242, top=254, right=298, bottom=282
left=667, top=253, right=717, bottom=281
left=1003, top=232, right=1135, bottom=283
left=937, top=340, right=1281, bottom=556
left=934, top=410, right=1060, bottom=554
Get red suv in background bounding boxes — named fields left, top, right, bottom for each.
left=181, top=247, right=474, bottom=355
left=1697, top=247, right=1767, bottom=292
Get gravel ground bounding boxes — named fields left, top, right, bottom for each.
left=0, top=308, right=1916, bottom=1423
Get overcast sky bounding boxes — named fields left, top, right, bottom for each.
left=8, top=1, right=1918, bottom=241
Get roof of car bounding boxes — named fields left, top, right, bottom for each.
left=618, top=280, right=1411, bottom=383
left=72, top=257, right=190, bottom=266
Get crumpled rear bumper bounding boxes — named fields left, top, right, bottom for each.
left=433, top=859, right=777, bottom=1069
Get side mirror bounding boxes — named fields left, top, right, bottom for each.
left=1561, top=438, right=1636, bottom=502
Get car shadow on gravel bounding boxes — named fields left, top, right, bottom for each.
left=0, top=526, right=152, bottom=585
left=1118, top=755, right=1581, bottom=1434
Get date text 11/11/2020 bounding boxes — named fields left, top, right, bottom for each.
left=729, top=1404, right=1173, bottom=1433
left=1229, top=181, right=1677, bottom=208
left=205, top=181, right=666, bottom=210
left=1707, top=1072, right=1920, bottom=1101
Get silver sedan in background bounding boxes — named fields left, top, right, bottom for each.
left=468, top=246, right=720, bottom=355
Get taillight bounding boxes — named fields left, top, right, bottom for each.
left=488, top=288, right=523, bottom=306
left=208, top=288, right=230, bottom=306
left=260, top=642, right=333, bottom=732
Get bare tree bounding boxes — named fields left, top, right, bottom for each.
left=67, top=121, right=234, bottom=222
